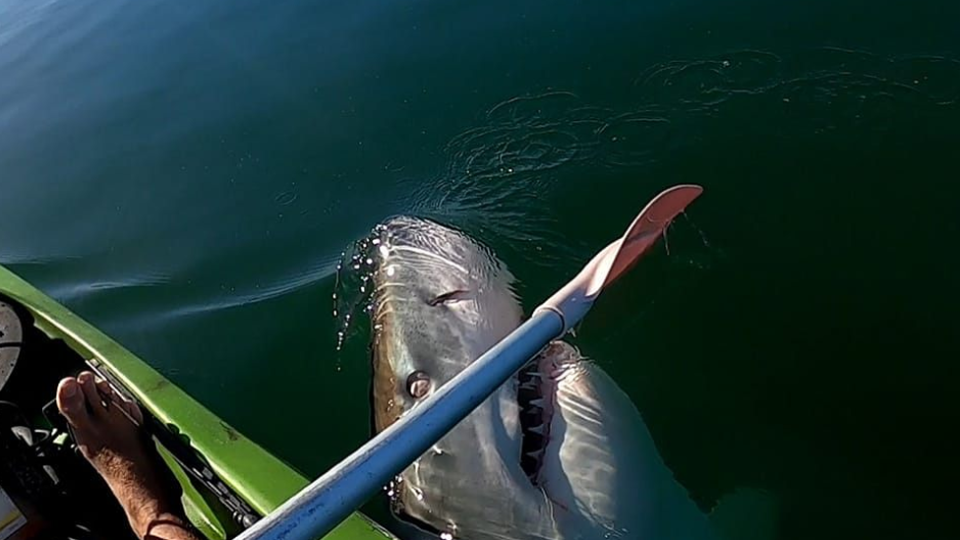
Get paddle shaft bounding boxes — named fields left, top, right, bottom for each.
left=235, top=310, right=565, bottom=540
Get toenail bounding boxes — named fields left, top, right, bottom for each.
left=63, top=381, right=78, bottom=397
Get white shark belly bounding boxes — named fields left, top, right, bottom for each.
left=538, top=344, right=717, bottom=540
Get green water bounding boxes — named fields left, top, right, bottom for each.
left=2, top=1, right=959, bottom=538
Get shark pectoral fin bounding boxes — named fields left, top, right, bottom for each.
left=708, top=489, right=779, bottom=540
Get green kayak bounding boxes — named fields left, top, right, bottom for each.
left=0, top=264, right=394, bottom=540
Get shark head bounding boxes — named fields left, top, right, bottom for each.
left=370, top=216, right=559, bottom=540
left=368, top=216, right=723, bottom=540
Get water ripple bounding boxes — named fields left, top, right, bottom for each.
left=42, top=272, right=171, bottom=303
left=394, top=47, right=959, bottom=280
left=159, top=256, right=340, bottom=319
left=421, top=48, right=958, bottom=205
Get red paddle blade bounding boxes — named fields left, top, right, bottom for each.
left=540, top=184, right=704, bottom=330
left=594, top=184, right=703, bottom=294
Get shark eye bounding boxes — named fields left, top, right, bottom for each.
left=427, top=289, right=471, bottom=306
left=406, top=371, right=431, bottom=399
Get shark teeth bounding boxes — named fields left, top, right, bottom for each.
left=517, top=364, right=551, bottom=483
left=526, top=424, right=545, bottom=435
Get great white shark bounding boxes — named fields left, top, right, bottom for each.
left=368, top=216, right=770, bottom=540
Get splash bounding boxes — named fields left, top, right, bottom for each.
left=332, top=228, right=385, bottom=352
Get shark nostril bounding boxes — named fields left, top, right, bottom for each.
left=407, top=370, right=431, bottom=399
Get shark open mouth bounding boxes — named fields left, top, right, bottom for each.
left=517, top=341, right=573, bottom=486
left=517, top=361, right=552, bottom=485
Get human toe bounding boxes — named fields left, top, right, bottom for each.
left=56, top=377, right=91, bottom=429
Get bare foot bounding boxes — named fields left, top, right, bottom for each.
left=57, top=371, right=201, bottom=540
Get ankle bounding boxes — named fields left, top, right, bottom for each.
left=124, top=493, right=167, bottom=536
left=135, top=510, right=194, bottom=540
